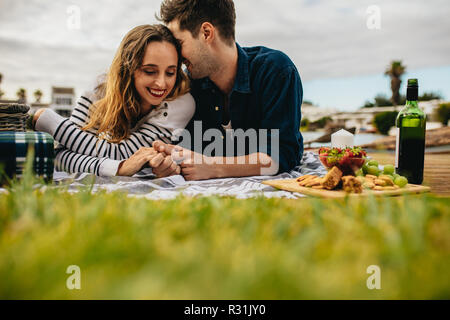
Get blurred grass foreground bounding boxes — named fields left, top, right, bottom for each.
left=0, top=166, right=449, bottom=299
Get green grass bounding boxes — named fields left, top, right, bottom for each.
left=0, top=170, right=449, bottom=299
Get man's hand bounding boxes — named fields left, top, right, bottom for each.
left=149, top=152, right=181, bottom=178
left=152, top=140, right=176, bottom=155
left=180, top=155, right=220, bottom=181
left=151, top=140, right=182, bottom=178
left=152, top=140, right=194, bottom=162
left=152, top=141, right=277, bottom=180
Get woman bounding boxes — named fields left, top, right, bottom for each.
left=34, top=24, right=195, bottom=177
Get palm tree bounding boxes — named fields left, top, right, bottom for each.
left=16, top=88, right=27, bottom=103
left=34, top=89, right=43, bottom=103
left=384, top=60, right=406, bottom=106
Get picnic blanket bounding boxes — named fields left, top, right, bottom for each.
left=49, top=151, right=326, bottom=199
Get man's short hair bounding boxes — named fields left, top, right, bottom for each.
left=158, top=0, right=236, bottom=46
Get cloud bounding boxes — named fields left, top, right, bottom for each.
left=0, top=36, right=111, bottom=102
left=234, top=0, right=450, bottom=80
left=0, top=0, right=449, bottom=101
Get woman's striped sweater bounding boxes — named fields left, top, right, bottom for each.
left=35, top=92, right=195, bottom=176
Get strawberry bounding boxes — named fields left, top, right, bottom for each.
left=349, top=147, right=366, bottom=166
left=318, top=147, right=330, bottom=155
left=339, top=151, right=352, bottom=166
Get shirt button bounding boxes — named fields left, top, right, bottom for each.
left=221, top=135, right=224, bottom=139
left=164, top=103, right=168, bottom=107
left=163, top=112, right=168, bottom=117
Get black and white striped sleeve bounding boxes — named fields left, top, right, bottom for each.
left=69, top=95, right=93, bottom=128
left=36, top=98, right=163, bottom=159
left=35, top=93, right=195, bottom=163
left=54, top=146, right=122, bottom=176
left=55, top=146, right=102, bottom=175
left=46, top=117, right=158, bottom=159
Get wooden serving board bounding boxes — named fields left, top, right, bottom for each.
left=262, top=179, right=431, bottom=198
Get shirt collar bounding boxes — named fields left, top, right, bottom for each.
left=232, top=43, right=251, bottom=94
left=198, top=43, right=251, bottom=94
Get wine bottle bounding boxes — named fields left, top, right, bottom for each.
left=395, top=78, right=426, bottom=184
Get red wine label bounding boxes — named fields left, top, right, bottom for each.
left=395, top=127, right=399, bottom=168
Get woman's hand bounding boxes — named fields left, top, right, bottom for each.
left=117, top=147, right=157, bottom=176
left=32, top=108, right=46, bottom=129
left=117, top=147, right=180, bottom=177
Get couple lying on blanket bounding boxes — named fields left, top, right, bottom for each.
left=33, top=11, right=303, bottom=181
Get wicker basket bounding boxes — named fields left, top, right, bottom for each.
left=0, top=103, right=30, bottom=132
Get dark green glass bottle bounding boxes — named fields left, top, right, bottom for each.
left=395, top=79, right=426, bottom=184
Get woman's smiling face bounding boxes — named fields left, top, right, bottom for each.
left=134, top=40, right=178, bottom=114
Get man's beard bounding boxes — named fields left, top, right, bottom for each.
left=189, top=46, right=219, bottom=79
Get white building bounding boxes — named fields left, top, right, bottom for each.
left=50, top=86, right=75, bottom=117
left=301, top=103, right=338, bottom=122
left=332, top=100, right=445, bottom=133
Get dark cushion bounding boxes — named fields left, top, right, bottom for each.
left=0, top=131, right=55, bottom=183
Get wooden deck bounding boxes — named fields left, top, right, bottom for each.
left=369, top=152, right=450, bottom=196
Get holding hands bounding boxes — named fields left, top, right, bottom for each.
left=34, top=109, right=182, bottom=178
left=34, top=108, right=209, bottom=180
left=152, top=141, right=219, bottom=181
left=117, top=146, right=180, bottom=178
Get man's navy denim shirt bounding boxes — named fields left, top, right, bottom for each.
left=183, top=43, right=303, bottom=174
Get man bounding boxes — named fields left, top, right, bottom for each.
left=154, top=0, right=303, bottom=180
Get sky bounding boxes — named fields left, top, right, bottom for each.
left=0, top=0, right=449, bottom=111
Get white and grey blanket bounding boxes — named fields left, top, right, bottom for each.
left=51, top=151, right=326, bottom=199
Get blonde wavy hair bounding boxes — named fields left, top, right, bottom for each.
left=83, top=24, right=190, bottom=142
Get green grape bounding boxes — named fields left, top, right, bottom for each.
left=383, top=164, right=395, bottom=175
left=367, top=166, right=380, bottom=176
left=362, top=163, right=369, bottom=175
left=394, top=176, right=408, bottom=188
left=367, top=160, right=379, bottom=167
